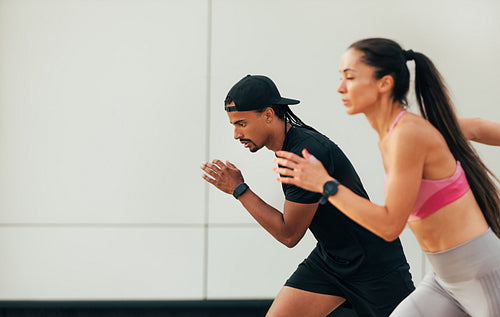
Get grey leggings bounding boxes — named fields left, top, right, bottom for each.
left=390, top=228, right=500, bottom=317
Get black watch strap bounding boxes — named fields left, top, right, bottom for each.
left=233, top=183, right=249, bottom=199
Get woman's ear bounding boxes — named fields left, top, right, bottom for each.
left=378, top=75, right=394, bottom=94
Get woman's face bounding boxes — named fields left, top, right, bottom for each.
left=337, top=48, right=381, bottom=115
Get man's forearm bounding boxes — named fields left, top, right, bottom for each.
left=236, top=188, right=296, bottom=246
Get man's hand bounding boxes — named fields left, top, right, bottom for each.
left=200, top=159, right=245, bottom=195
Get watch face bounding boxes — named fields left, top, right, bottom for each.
left=324, top=181, right=338, bottom=196
left=319, top=180, right=338, bottom=205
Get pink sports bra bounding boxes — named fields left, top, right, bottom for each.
left=384, top=110, right=470, bottom=222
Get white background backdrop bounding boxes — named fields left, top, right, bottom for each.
left=0, top=0, right=499, bottom=300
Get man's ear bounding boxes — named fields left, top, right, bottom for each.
left=264, top=107, right=275, bottom=123
left=378, top=75, right=394, bottom=94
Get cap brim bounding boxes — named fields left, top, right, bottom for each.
left=224, top=97, right=300, bottom=112
left=274, top=97, right=300, bottom=105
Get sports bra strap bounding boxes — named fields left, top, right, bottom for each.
left=387, top=110, right=407, bottom=139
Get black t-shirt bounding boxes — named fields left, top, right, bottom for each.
left=281, top=126, right=409, bottom=278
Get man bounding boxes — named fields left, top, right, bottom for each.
left=201, top=75, right=414, bottom=316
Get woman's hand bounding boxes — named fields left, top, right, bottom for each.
left=273, top=149, right=334, bottom=193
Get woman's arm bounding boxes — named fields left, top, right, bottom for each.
left=273, top=125, right=426, bottom=241
left=458, top=117, right=500, bottom=146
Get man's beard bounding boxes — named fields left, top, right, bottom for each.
left=240, top=139, right=261, bottom=153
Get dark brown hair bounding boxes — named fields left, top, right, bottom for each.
left=350, top=38, right=500, bottom=236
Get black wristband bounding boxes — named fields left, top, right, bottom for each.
left=232, top=183, right=249, bottom=199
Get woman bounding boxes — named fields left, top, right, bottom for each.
left=273, top=38, right=500, bottom=316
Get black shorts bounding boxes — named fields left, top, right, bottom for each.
left=285, top=249, right=415, bottom=317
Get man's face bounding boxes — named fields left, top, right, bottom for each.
left=226, top=103, right=269, bottom=153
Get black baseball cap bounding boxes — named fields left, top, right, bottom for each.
left=224, top=75, right=300, bottom=112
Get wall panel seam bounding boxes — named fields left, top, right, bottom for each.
left=202, top=0, right=213, bottom=300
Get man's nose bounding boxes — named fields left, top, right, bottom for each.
left=234, top=128, right=242, bottom=140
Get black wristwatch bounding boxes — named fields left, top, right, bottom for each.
left=319, top=180, right=340, bottom=205
left=233, top=183, right=249, bottom=199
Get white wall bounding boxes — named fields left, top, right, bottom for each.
left=0, top=0, right=499, bottom=300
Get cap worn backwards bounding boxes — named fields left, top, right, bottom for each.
left=225, top=75, right=300, bottom=112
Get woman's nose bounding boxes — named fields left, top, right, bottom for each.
left=337, top=80, right=345, bottom=94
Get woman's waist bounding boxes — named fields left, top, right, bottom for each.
left=409, top=194, right=488, bottom=252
